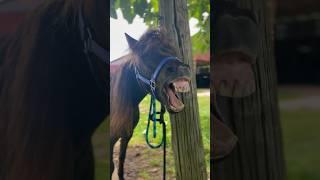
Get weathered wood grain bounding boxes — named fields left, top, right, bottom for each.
left=213, top=0, right=285, bottom=180
left=159, top=0, right=208, bottom=179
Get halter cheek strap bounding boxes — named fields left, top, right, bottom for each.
left=134, top=56, right=180, bottom=97
left=78, top=8, right=109, bottom=64
left=78, top=7, right=109, bottom=91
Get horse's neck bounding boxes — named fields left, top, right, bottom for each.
left=122, top=63, right=148, bottom=106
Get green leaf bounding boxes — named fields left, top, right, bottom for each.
left=111, top=0, right=210, bottom=54
left=110, top=0, right=117, bottom=18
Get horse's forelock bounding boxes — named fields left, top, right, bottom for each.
left=131, top=28, right=176, bottom=63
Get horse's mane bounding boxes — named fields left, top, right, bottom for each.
left=111, top=28, right=177, bottom=137
left=0, top=0, right=104, bottom=179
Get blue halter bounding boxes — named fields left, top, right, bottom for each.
left=135, top=56, right=182, bottom=180
left=134, top=56, right=181, bottom=147
left=134, top=56, right=181, bottom=97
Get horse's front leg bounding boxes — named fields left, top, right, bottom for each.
left=118, top=106, right=139, bottom=180
left=117, top=136, right=132, bottom=180
left=110, top=136, right=118, bottom=179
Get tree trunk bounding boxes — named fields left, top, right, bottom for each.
left=213, top=0, right=285, bottom=180
left=159, top=0, right=208, bottom=179
left=106, top=117, right=110, bottom=179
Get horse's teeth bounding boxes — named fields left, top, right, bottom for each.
left=172, top=81, right=191, bottom=92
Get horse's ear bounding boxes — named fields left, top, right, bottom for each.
left=125, top=33, right=138, bottom=50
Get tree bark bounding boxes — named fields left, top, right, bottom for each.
left=159, top=0, right=208, bottom=179
left=213, top=0, right=285, bottom=180
left=106, top=116, right=110, bottom=179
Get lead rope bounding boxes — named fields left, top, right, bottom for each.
left=145, top=95, right=166, bottom=180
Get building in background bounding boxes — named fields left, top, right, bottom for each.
left=194, top=52, right=210, bottom=88
left=275, top=0, right=320, bottom=84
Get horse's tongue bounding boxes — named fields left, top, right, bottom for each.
left=168, top=88, right=183, bottom=108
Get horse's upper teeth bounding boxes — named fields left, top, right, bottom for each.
left=173, top=81, right=190, bottom=93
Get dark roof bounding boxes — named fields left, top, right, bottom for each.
left=193, top=52, right=210, bottom=64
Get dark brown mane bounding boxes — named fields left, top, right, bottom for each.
left=0, top=0, right=107, bottom=179
left=131, top=28, right=178, bottom=64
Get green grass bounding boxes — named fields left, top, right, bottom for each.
left=278, top=88, right=304, bottom=101
left=92, top=120, right=107, bottom=180
left=130, top=91, right=210, bottom=175
left=131, top=94, right=210, bottom=147
left=278, top=87, right=320, bottom=180
left=95, top=87, right=320, bottom=179
left=93, top=91, right=209, bottom=179
left=281, top=110, right=320, bottom=180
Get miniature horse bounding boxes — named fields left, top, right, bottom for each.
left=0, top=0, right=108, bottom=180
left=110, top=29, right=191, bottom=179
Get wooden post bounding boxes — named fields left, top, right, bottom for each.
left=159, top=0, right=208, bottom=179
left=213, top=0, right=285, bottom=180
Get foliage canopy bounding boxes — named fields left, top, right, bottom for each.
left=110, top=0, right=210, bottom=54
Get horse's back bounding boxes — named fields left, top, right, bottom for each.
left=110, top=55, right=131, bottom=77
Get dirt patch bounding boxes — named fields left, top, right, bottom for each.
left=112, top=143, right=176, bottom=180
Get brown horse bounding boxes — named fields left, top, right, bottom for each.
left=0, top=0, right=108, bottom=180
left=110, top=28, right=191, bottom=179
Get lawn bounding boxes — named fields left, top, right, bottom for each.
left=94, top=87, right=320, bottom=180
left=281, top=110, right=320, bottom=180
left=131, top=92, right=210, bottom=149
left=92, top=120, right=108, bottom=180
left=105, top=89, right=210, bottom=179
left=130, top=91, right=210, bottom=174
left=279, top=87, right=320, bottom=180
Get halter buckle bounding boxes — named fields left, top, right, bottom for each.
left=150, top=80, right=156, bottom=90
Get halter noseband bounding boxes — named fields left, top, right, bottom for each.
left=134, top=56, right=181, bottom=97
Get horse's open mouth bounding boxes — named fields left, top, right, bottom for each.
left=165, top=77, right=191, bottom=112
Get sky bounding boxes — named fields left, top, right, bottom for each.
left=110, top=10, right=200, bottom=61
